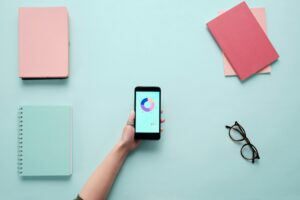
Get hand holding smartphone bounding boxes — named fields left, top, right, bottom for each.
left=134, top=86, right=161, bottom=140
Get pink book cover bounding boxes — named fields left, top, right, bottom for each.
left=19, top=7, right=69, bottom=78
left=222, top=8, right=271, bottom=76
left=207, top=2, right=279, bottom=81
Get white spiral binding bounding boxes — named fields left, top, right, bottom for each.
left=18, top=107, right=23, bottom=175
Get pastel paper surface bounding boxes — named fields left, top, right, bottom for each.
left=222, top=8, right=271, bottom=76
left=19, top=7, right=69, bottom=78
left=207, top=2, right=279, bottom=80
left=20, top=106, right=72, bottom=176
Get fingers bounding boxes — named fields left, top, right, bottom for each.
left=160, top=110, right=165, bottom=132
left=160, top=110, right=166, bottom=132
left=136, top=140, right=142, bottom=146
left=127, top=111, right=135, bottom=124
left=127, top=111, right=135, bottom=126
left=161, top=110, right=165, bottom=123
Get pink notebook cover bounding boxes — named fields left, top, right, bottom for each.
left=207, top=2, right=279, bottom=81
left=19, top=7, right=69, bottom=78
left=222, top=8, right=271, bottom=76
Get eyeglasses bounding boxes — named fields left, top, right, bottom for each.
left=225, top=121, right=260, bottom=163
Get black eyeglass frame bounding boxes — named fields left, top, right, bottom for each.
left=225, top=121, right=260, bottom=163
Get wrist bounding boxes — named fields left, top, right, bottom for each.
left=115, top=141, right=130, bottom=156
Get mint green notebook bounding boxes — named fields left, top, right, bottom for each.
left=18, top=106, right=72, bottom=176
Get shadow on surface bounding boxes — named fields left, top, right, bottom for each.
left=21, top=78, right=69, bottom=86
left=238, top=60, right=280, bottom=84
left=138, top=140, right=162, bottom=152
left=127, top=140, right=163, bottom=159
left=21, top=176, right=71, bottom=181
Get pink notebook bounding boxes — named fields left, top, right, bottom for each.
left=207, top=2, right=279, bottom=81
left=222, top=8, right=271, bottom=76
left=19, top=7, right=69, bottom=78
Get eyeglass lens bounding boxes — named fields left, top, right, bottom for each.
left=229, top=125, right=245, bottom=141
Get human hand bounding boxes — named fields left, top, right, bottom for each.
left=119, top=110, right=165, bottom=153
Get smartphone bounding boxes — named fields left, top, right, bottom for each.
left=134, top=86, right=161, bottom=140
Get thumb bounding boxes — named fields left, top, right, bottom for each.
left=128, top=111, right=135, bottom=123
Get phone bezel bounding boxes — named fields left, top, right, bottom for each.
left=134, top=86, right=161, bottom=140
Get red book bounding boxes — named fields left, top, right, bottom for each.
left=207, top=2, right=279, bottom=81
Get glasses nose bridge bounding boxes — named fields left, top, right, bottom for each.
left=244, top=137, right=250, bottom=144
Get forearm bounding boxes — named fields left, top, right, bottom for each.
left=79, top=142, right=129, bottom=200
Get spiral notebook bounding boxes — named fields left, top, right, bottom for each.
left=18, top=106, right=72, bottom=176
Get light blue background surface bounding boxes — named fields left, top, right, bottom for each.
left=0, top=0, right=300, bottom=199
left=136, top=91, right=160, bottom=133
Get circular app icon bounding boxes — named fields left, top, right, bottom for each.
left=140, top=98, right=155, bottom=112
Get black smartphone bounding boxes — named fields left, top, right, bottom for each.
left=134, top=86, right=161, bottom=140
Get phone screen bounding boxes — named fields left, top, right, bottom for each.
left=135, top=91, right=160, bottom=133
